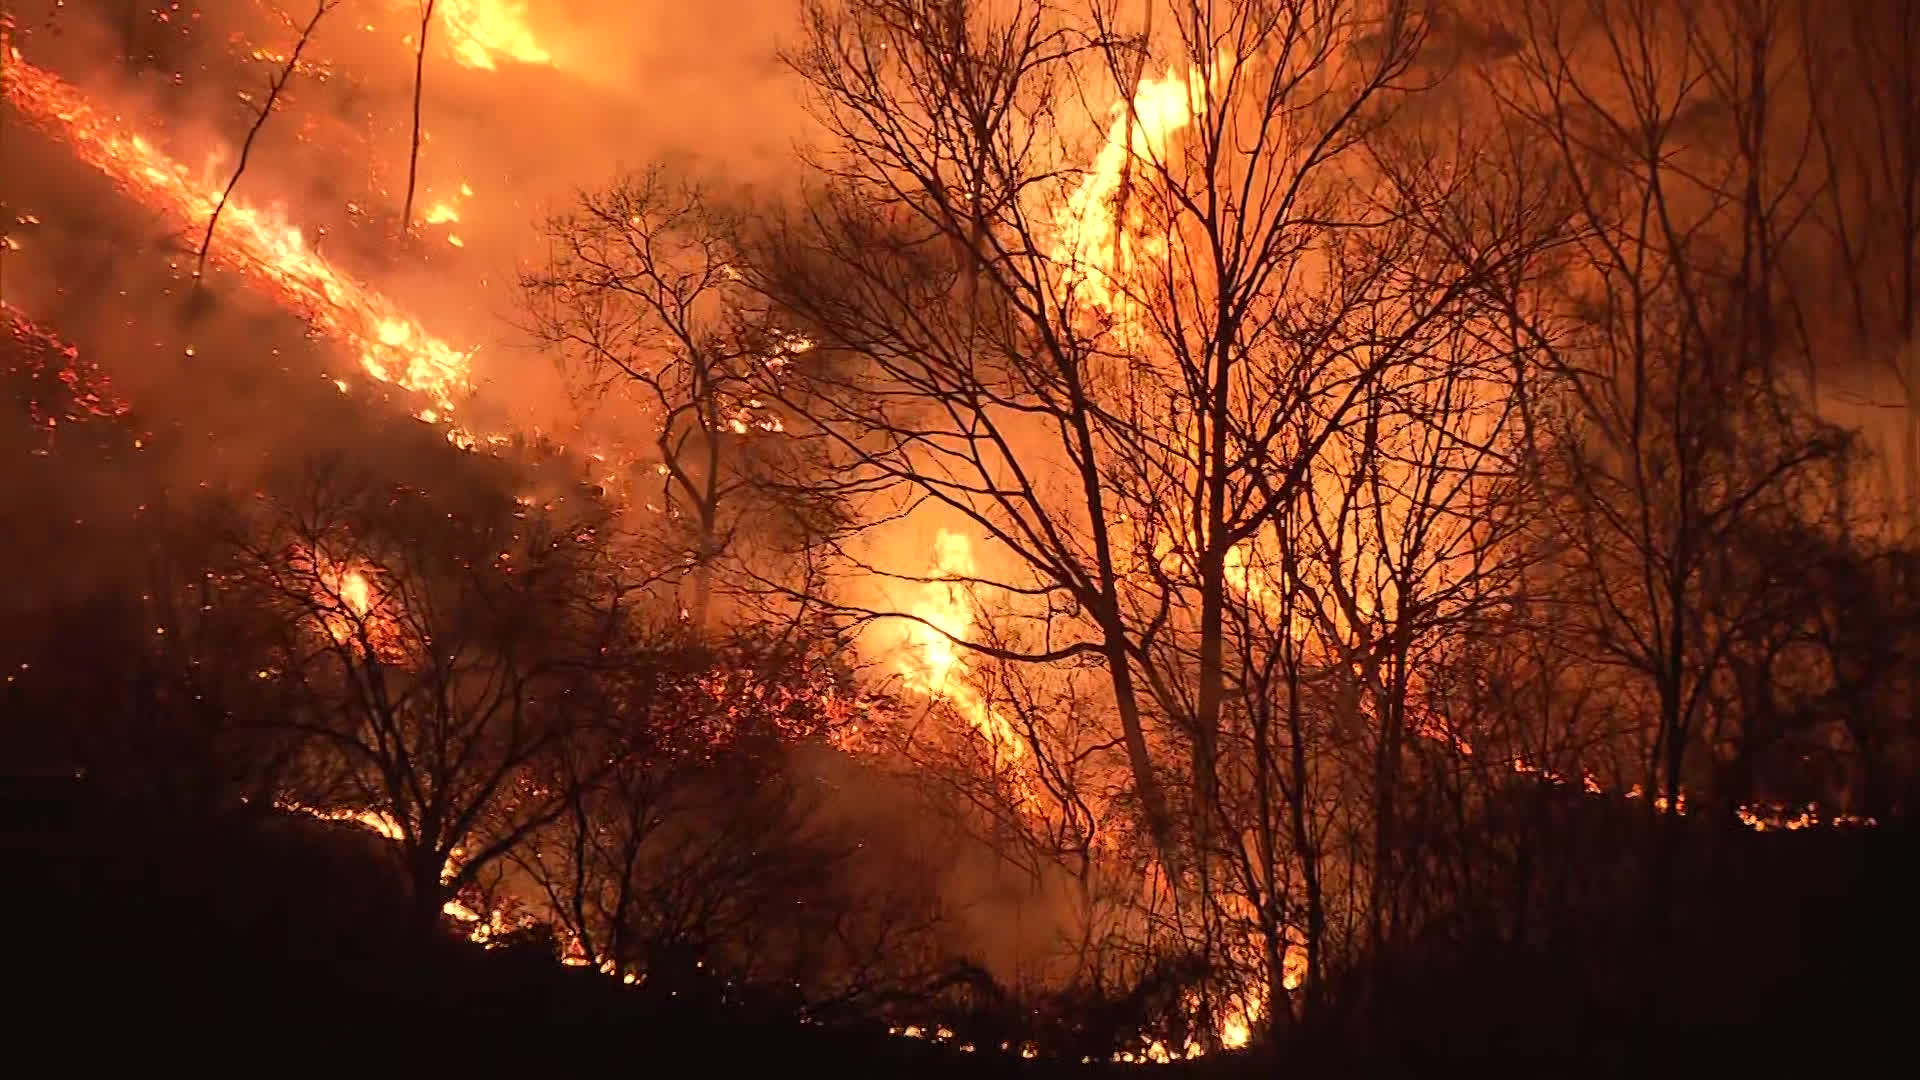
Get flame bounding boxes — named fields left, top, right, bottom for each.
left=1, top=53, right=475, bottom=419
left=1127, top=983, right=1273, bottom=1063
left=435, top=0, right=552, bottom=72
left=280, top=800, right=408, bottom=841
left=276, top=800, right=520, bottom=941
left=292, top=546, right=409, bottom=662
left=898, top=531, right=1029, bottom=766
left=337, top=567, right=374, bottom=616
left=1052, top=53, right=1231, bottom=332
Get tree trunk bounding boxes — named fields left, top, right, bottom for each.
left=403, top=2, right=437, bottom=235
left=409, top=846, right=448, bottom=936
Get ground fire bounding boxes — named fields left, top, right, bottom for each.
left=4, top=0, right=1915, bottom=1066
left=1, top=49, right=477, bottom=427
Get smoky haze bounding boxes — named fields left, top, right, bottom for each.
left=0, top=0, right=1083, bottom=992
left=14, top=0, right=1901, bottom=492
left=4, top=0, right=1917, bottom=1053
left=2, top=0, right=815, bottom=450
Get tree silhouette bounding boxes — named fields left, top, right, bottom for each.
left=222, top=461, right=634, bottom=928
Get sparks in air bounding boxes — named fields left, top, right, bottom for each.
left=0, top=51, right=476, bottom=421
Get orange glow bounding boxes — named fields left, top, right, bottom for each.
left=292, top=546, right=410, bottom=663
left=1, top=52, right=476, bottom=422
left=897, top=530, right=1028, bottom=765
left=434, top=0, right=553, bottom=71
left=1216, top=986, right=1264, bottom=1050
left=1052, top=52, right=1232, bottom=333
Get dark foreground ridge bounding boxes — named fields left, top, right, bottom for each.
left=1, top=774, right=1042, bottom=1072
left=4, top=773, right=1912, bottom=1073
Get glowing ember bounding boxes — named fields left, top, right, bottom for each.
left=1, top=53, right=475, bottom=418
left=4, top=303, right=134, bottom=452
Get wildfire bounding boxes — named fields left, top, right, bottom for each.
left=1, top=51, right=477, bottom=421
left=1052, top=52, right=1232, bottom=333
left=8, top=10, right=1882, bottom=1057
left=897, top=530, right=1029, bottom=765
left=292, top=545, right=409, bottom=663
left=434, top=0, right=553, bottom=71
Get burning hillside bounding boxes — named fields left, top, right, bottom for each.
left=4, top=0, right=1919, bottom=1066
left=2, top=50, right=476, bottom=424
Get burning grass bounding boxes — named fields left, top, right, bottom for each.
left=1, top=49, right=477, bottom=425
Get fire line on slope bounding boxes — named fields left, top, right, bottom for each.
left=2, top=47, right=478, bottom=437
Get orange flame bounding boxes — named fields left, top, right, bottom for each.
left=898, top=531, right=1029, bottom=765
left=433, top=0, right=552, bottom=71
left=1052, top=52, right=1232, bottom=332
left=1, top=51, right=476, bottom=422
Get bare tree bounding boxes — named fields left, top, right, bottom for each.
left=402, top=1, right=439, bottom=236
left=515, top=628, right=954, bottom=1007
left=522, top=170, right=847, bottom=628
left=733, top=0, right=1576, bottom=1030
left=1798, top=0, right=1920, bottom=526
left=1497, top=0, right=1839, bottom=809
left=510, top=0, right=1898, bottom=1041
left=1466, top=1, right=1856, bottom=995
left=225, top=461, right=631, bottom=928
left=760, top=0, right=1404, bottom=848
left=198, top=1, right=338, bottom=279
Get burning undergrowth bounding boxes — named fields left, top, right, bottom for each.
left=4, top=0, right=1919, bottom=1066
left=3, top=303, right=135, bottom=454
